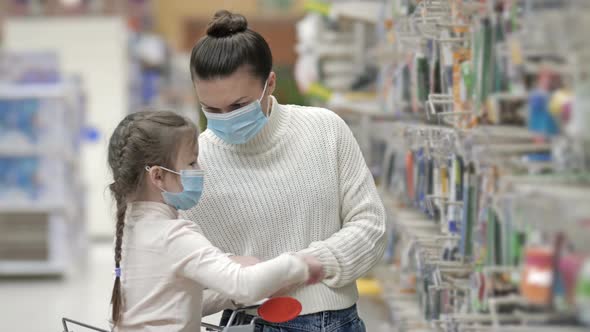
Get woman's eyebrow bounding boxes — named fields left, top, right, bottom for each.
left=200, top=101, right=216, bottom=109
left=229, top=96, right=249, bottom=105
left=201, top=96, right=249, bottom=109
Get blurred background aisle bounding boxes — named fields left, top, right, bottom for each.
left=0, top=1, right=392, bottom=331
left=2, top=1, right=590, bottom=332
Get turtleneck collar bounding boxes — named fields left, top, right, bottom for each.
left=126, top=201, right=178, bottom=222
left=200, top=96, right=290, bottom=154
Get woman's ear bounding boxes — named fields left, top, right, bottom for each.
left=267, top=71, right=277, bottom=96
left=261, top=72, right=277, bottom=116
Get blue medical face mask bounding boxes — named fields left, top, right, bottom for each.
left=202, top=80, right=269, bottom=144
left=146, top=166, right=204, bottom=210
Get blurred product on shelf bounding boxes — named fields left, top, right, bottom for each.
left=297, top=0, right=590, bottom=331
left=128, top=17, right=169, bottom=110
left=521, top=246, right=554, bottom=306
left=295, top=3, right=378, bottom=99
left=0, top=51, right=86, bottom=276
left=576, top=258, right=590, bottom=326
left=0, top=52, right=60, bottom=83
left=3, top=0, right=153, bottom=16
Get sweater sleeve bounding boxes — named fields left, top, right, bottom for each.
left=167, top=221, right=309, bottom=304
left=202, top=289, right=236, bottom=317
left=298, top=115, right=386, bottom=288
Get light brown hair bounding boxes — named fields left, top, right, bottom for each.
left=106, top=111, right=197, bottom=325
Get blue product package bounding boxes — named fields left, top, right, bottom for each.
left=0, top=98, right=39, bottom=144
left=525, top=152, right=552, bottom=162
left=460, top=164, right=475, bottom=258
left=141, top=69, right=161, bottom=106
left=13, top=52, right=61, bottom=84
left=416, top=149, right=425, bottom=209
left=528, top=89, right=559, bottom=136
left=0, top=157, right=40, bottom=199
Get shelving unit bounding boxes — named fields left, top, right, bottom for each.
left=297, top=0, right=590, bottom=331
left=0, top=53, right=86, bottom=276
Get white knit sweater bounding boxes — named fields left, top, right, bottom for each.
left=183, top=96, right=386, bottom=316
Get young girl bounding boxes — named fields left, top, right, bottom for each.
left=106, top=111, right=323, bottom=331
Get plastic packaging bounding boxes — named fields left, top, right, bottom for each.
left=521, top=247, right=554, bottom=306
left=576, top=258, right=590, bottom=326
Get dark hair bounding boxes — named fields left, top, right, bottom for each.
left=107, top=111, right=197, bottom=325
left=190, top=10, right=272, bottom=84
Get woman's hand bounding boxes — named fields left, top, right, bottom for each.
left=300, top=255, right=325, bottom=285
left=230, top=255, right=261, bottom=267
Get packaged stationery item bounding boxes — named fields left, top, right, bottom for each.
left=447, top=156, right=464, bottom=234
left=568, top=78, right=590, bottom=140
left=528, top=89, right=559, bottom=136
left=0, top=52, right=60, bottom=84
left=460, top=163, right=477, bottom=259
left=0, top=98, right=74, bottom=149
left=0, top=157, right=40, bottom=200
left=576, top=258, right=590, bottom=326
left=405, top=151, right=415, bottom=203
left=0, top=156, right=69, bottom=203
left=521, top=246, right=554, bottom=306
left=0, top=99, right=39, bottom=145
left=558, top=253, right=585, bottom=306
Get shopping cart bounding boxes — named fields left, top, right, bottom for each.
left=61, top=318, right=108, bottom=332
left=61, top=297, right=302, bottom=332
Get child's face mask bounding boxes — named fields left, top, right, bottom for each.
left=146, top=166, right=204, bottom=210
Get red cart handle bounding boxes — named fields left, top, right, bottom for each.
left=258, top=297, right=302, bottom=323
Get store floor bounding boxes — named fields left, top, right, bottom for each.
left=0, top=242, right=393, bottom=332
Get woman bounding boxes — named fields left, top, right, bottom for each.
left=184, top=10, right=386, bottom=332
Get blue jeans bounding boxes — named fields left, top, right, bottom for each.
left=219, top=305, right=366, bottom=332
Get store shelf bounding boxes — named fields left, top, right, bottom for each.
left=300, top=1, right=590, bottom=330
left=461, top=327, right=590, bottom=332
left=374, top=265, right=435, bottom=332
left=330, top=2, right=382, bottom=24
left=328, top=98, right=397, bottom=119
left=304, top=0, right=382, bottom=24
left=316, top=45, right=357, bottom=58
left=0, top=202, right=68, bottom=214
left=0, top=144, right=77, bottom=161
left=500, top=173, right=590, bottom=187
left=0, top=65, right=86, bottom=277
left=0, top=82, right=72, bottom=99
left=495, top=181, right=590, bottom=251
left=0, top=261, right=65, bottom=276
left=471, top=125, right=539, bottom=141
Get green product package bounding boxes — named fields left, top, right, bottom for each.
left=461, top=61, right=475, bottom=99
left=416, top=55, right=430, bottom=103
left=473, top=18, right=493, bottom=113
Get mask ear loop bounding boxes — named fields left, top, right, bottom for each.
left=144, top=165, right=179, bottom=193
left=259, top=79, right=269, bottom=102
left=159, top=166, right=181, bottom=175
left=259, top=78, right=271, bottom=116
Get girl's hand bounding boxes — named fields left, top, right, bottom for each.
left=230, top=255, right=261, bottom=267
left=269, top=255, right=325, bottom=297
left=300, top=255, right=325, bottom=285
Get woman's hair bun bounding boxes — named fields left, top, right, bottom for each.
left=207, top=10, right=248, bottom=38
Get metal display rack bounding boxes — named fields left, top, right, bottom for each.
left=299, top=0, right=590, bottom=331
left=0, top=59, right=86, bottom=276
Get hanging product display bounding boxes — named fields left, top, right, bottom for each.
left=299, top=0, right=590, bottom=330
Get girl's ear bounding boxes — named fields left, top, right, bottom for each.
left=146, top=166, right=165, bottom=190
